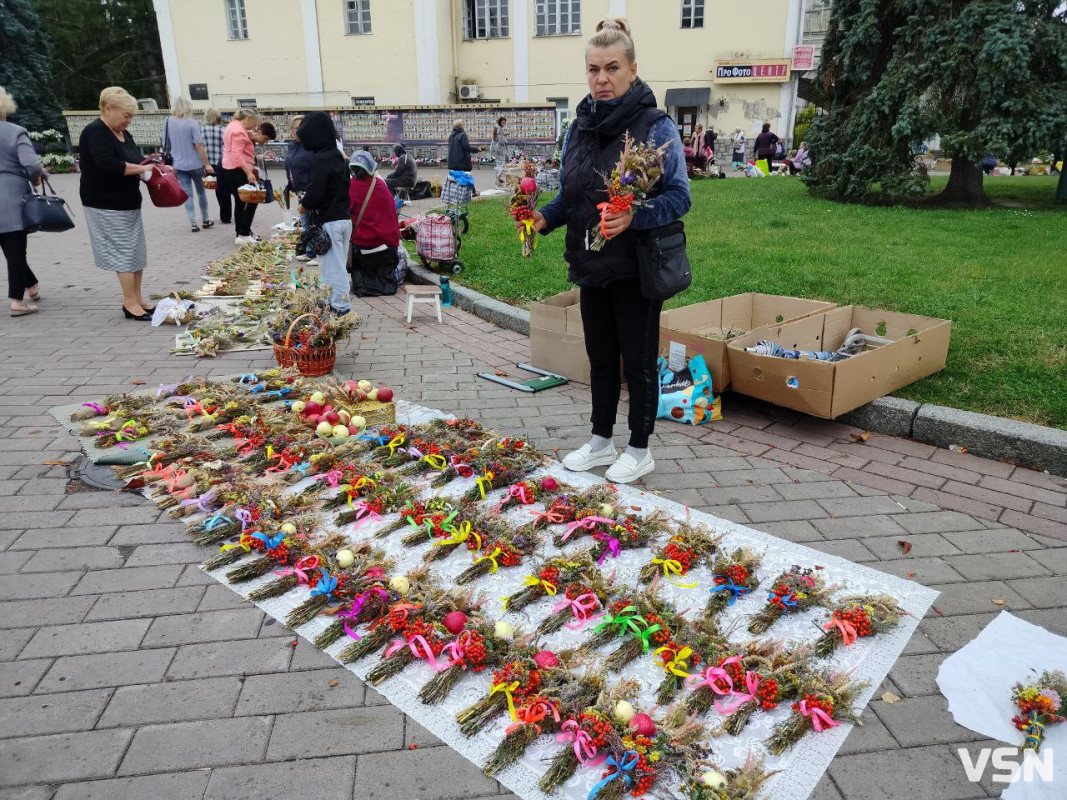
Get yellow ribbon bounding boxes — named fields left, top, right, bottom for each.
left=435, top=520, right=482, bottom=550
left=220, top=534, right=254, bottom=553
left=475, top=470, right=495, bottom=499
left=422, top=453, right=447, bottom=470
left=519, top=219, right=537, bottom=250
left=522, top=575, right=558, bottom=595
left=655, top=645, right=693, bottom=678
left=352, top=476, right=376, bottom=491
left=474, top=546, right=502, bottom=573
left=650, top=558, right=699, bottom=589
left=490, top=680, right=521, bottom=721
left=386, top=434, right=405, bottom=455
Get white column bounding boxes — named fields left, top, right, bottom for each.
left=780, top=0, right=804, bottom=141
left=151, top=0, right=181, bottom=105
left=513, top=0, right=529, bottom=102
left=609, top=0, right=627, bottom=17
left=414, top=0, right=442, bottom=104
left=300, top=0, right=325, bottom=106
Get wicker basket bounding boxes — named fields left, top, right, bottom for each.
left=202, top=175, right=217, bottom=190
left=272, top=314, right=336, bottom=377
left=238, top=186, right=267, bottom=204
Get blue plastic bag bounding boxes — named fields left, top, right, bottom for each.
left=656, top=354, right=722, bottom=426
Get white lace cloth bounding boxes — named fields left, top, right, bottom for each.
left=202, top=401, right=939, bottom=800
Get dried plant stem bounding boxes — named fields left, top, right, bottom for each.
left=202, top=549, right=244, bottom=571
left=455, top=559, right=494, bottom=586
left=814, top=630, right=843, bottom=659
left=337, top=625, right=391, bottom=664
left=401, top=527, right=431, bottom=547
left=766, top=714, right=811, bottom=755
left=483, top=724, right=538, bottom=776
left=747, top=608, right=783, bottom=635
left=284, top=594, right=329, bottom=628
left=538, top=749, right=579, bottom=794
left=193, top=521, right=239, bottom=546
left=723, top=699, right=759, bottom=737
left=537, top=607, right=573, bottom=636
left=503, top=585, right=544, bottom=613
left=314, top=619, right=346, bottom=649
left=456, top=693, right=506, bottom=737
left=686, top=685, right=716, bottom=716
left=578, top=626, right=617, bottom=654
left=656, top=672, right=684, bottom=705
left=603, top=638, right=645, bottom=672
left=367, top=650, right=414, bottom=686
left=247, top=574, right=298, bottom=601
left=424, top=542, right=461, bottom=563
left=374, top=518, right=407, bottom=539
left=418, top=664, right=465, bottom=705
left=226, top=556, right=274, bottom=583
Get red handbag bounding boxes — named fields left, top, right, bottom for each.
left=140, top=159, right=188, bottom=208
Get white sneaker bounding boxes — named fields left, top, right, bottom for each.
left=605, top=451, right=655, bottom=485
left=561, top=442, right=618, bottom=472
left=295, top=254, right=309, bottom=262
left=235, top=235, right=254, bottom=245
left=306, top=258, right=319, bottom=267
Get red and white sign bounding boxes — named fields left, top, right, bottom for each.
left=792, top=45, right=815, bottom=71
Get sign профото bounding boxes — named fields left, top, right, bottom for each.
left=792, top=45, right=815, bottom=70
left=713, top=59, right=792, bottom=83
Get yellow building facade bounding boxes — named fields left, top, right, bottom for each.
left=153, top=0, right=807, bottom=142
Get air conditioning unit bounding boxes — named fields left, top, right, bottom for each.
left=459, top=84, right=480, bottom=100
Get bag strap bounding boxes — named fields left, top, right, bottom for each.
left=352, top=176, right=378, bottom=233
left=163, top=118, right=171, bottom=157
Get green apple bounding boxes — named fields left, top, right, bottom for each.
left=315, top=421, right=334, bottom=437
left=290, top=400, right=306, bottom=414
left=310, top=391, right=326, bottom=406
left=332, top=424, right=350, bottom=439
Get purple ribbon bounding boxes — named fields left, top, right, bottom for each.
left=81, top=402, right=106, bottom=414
left=235, top=508, right=252, bottom=531
left=156, top=383, right=178, bottom=397
left=180, top=489, right=217, bottom=513
left=594, top=533, right=621, bottom=565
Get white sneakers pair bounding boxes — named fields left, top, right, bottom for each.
left=561, top=442, right=655, bottom=484
left=235, top=235, right=261, bottom=245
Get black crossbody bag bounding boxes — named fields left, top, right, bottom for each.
left=634, top=219, right=691, bottom=301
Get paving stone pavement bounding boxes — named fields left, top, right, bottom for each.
left=0, top=174, right=1063, bottom=800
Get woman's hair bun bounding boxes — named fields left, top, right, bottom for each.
left=596, top=17, right=631, bottom=36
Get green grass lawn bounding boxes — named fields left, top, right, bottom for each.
left=440, top=176, right=1067, bottom=428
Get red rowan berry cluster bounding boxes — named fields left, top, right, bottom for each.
left=663, top=542, right=695, bottom=574
left=756, top=677, right=780, bottom=710
left=833, top=605, right=873, bottom=637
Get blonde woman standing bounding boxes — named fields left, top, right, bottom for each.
left=164, top=96, right=214, bottom=232
left=0, top=85, right=45, bottom=317
left=78, top=86, right=156, bottom=320
left=524, top=18, right=691, bottom=484
left=221, top=108, right=261, bottom=244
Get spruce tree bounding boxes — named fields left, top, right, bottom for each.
left=0, top=0, right=65, bottom=132
left=804, top=0, right=1067, bottom=207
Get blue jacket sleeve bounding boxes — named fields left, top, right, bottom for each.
left=631, top=117, right=691, bottom=230
left=537, top=125, right=571, bottom=234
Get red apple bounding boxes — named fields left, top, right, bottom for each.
left=532, top=650, right=559, bottom=669
left=347, top=424, right=361, bottom=436
left=629, top=713, right=655, bottom=736
left=442, top=611, right=467, bottom=635
left=376, top=387, right=394, bottom=403
left=304, top=401, right=321, bottom=416
left=324, top=411, right=340, bottom=425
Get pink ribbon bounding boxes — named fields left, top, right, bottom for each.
left=324, top=470, right=343, bottom=487
left=441, top=630, right=475, bottom=667
left=552, top=592, right=602, bottom=630
left=449, top=456, right=474, bottom=477
left=338, top=588, right=388, bottom=641
left=350, top=501, right=382, bottom=529
left=531, top=508, right=566, bottom=525
left=506, top=698, right=560, bottom=735
left=556, top=720, right=606, bottom=766
left=274, top=555, right=320, bottom=585
left=266, top=452, right=298, bottom=475
left=686, top=656, right=762, bottom=714
left=506, top=483, right=535, bottom=505
left=82, top=402, right=106, bottom=414
left=384, top=634, right=447, bottom=672
left=593, top=532, right=621, bottom=564
left=799, top=699, right=840, bottom=732
left=561, top=516, right=614, bottom=542
left=144, top=462, right=174, bottom=481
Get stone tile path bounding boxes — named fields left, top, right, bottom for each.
left=0, top=175, right=1063, bottom=800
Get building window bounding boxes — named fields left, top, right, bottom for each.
left=225, top=0, right=248, bottom=40
left=345, top=0, right=372, bottom=34
left=464, top=0, right=509, bottom=39
left=535, top=0, right=580, bottom=36
left=681, top=0, right=704, bottom=29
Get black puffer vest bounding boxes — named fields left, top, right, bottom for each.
left=562, top=80, right=666, bottom=287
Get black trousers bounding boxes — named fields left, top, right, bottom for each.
left=1, top=230, right=37, bottom=301
left=213, top=162, right=231, bottom=223
left=580, top=278, right=663, bottom=449
left=221, top=167, right=257, bottom=235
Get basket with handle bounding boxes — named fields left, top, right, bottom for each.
left=238, top=182, right=267, bottom=204
left=273, top=313, right=336, bottom=376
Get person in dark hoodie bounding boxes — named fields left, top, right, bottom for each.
left=384, top=143, right=417, bottom=194
left=284, top=115, right=314, bottom=258
left=296, top=111, right=352, bottom=313
left=447, top=120, right=481, bottom=172
left=523, top=17, right=690, bottom=485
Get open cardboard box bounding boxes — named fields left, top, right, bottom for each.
left=659, top=293, right=837, bottom=392
left=529, top=289, right=596, bottom=384
left=726, top=305, right=952, bottom=419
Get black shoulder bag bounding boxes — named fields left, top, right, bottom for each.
left=635, top=220, right=691, bottom=301
left=162, top=118, right=173, bottom=166
left=22, top=177, right=76, bottom=233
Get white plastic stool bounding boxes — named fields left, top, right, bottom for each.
left=405, top=284, right=443, bottom=323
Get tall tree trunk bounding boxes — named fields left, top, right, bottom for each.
left=934, top=155, right=990, bottom=208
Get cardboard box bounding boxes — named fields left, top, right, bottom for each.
left=659, top=293, right=837, bottom=392
left=726, top=305, right=952, bottom=419
left=529, top=289, right=594, bottom=384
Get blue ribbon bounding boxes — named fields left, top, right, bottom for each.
left=710, top=580, right=750, bottom=606
left=310, top=569, right=338, bottom=600
left=252, top=531, right=285, bottom=550
left=290, top=461, right=313, bottom=478
left=587, top=751, right=639, bottom=800
left=204, top=511, right=232, bottom=530
left=359, top=434, right=391, bottom=446
left=239, top=374, right=258, bottom=384
left=249, top=382, right=267, bottom=395
left=266, top=388, right=292, bottom=400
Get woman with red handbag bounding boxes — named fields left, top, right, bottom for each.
left=78, top=86, right=157, bottom=321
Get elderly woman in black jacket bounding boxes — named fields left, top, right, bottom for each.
left=384, top=143, right=417, bottom=194
left=296, top=112, right=352, bottom=314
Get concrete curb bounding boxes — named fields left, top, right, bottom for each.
left=402, top=262, right=1067, bottom=475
